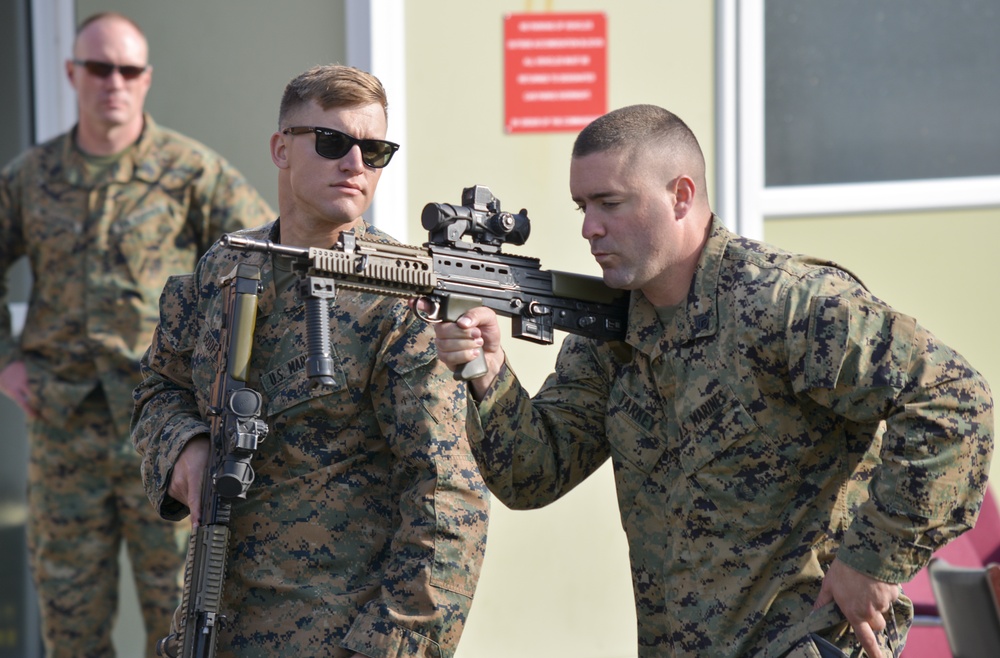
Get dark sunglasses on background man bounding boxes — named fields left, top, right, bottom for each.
left=72, top=59, right=149, bottom=80
left=282, top=126, right=400, bottom=168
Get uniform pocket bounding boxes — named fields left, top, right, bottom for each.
left=606, top=379, right=665, bottom=473
left=116, top=200, right=195, bottom=289
left=679, top=387, right=799, bottom=542
left=430, top=453, right=488, bottom=598
left=260, top=347, right=348, bottom=418
left=605, top=379, right=668, bottom=522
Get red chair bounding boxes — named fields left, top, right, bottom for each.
left=901, top=487, right=1000, bottom=658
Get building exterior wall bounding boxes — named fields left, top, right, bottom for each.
left=75, top=0, right=351, bottom=214
left=404, top=3, right=714, bottom=656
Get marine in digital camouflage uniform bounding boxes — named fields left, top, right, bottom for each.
left=429, top=105, right=994, bottom=658
left=132, top=64, right=489, bottom=657
left=0, top=12, right=273, bottom=657
left=134, top=220, right=489, bottom=657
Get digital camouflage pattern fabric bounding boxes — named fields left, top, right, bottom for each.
left=0, top=113, right=273, bottom=657
left=0, top=114, right=273, bottom=435
left=133, top=220, right=490, bottom=658
left=467, top=216, right=993, bottom=657
left=26, top=386, right=186, bottom=656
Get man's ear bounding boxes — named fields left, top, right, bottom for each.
left=270, top=131, right=289, bottom=169
left=673, top=175, right=696, bottom=219
left=64, top=59, right=77, bottom=88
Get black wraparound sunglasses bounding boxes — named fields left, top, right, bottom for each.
left=73, top=59, right=149, bottom=80
left=282, top=126, right=399, bottom=168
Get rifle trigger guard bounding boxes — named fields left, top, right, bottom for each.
left=413, top=296, right=443, bottom=324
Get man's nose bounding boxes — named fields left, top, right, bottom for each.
left=339, top=144, right=367, bottom=171
left=581, top=212, right=604, bottom=239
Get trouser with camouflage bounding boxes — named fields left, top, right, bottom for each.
left=26, top=386, right=188, bottom=658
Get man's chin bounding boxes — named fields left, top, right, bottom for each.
left=599, top=268, right=628, bottom=290
left=325, top=202, right=370, bottom=226
left=97, top=111, right=133, bottom=128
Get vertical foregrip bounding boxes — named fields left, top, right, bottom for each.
left=301, top=276, right=336, bottom=387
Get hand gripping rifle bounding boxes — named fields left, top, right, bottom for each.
left=157, top=263, right=269, bottom=658
left=221, top=185, right=629, bottom=381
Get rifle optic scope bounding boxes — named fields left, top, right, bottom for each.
left=421, top=185, right=530, bottom=247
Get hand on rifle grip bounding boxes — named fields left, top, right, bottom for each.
left=412, top=297, right=488, bottom=381
left=170, top=436, right=209, bottom=527
left=456, top=351, right=489, bottom=381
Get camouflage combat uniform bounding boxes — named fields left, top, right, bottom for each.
left=132, top=220, right=490, bottom=658
left=467, top=216, right=994, bottom=657
left=0, top=114, right=273, bottom=657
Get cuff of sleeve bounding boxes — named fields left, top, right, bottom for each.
left=341, top=611, right=442, bottom=658
left=838, top=516, right=933, bottom=584
left=151, top=417, right=211, bottom=521
left=466, top=360, right=521, bottom=452
left=471, top=360, right=516, bottom=418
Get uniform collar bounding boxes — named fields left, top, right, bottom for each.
left=625, top=215, right=732, bottom=358
left=60, top=113, right=161, bottom=188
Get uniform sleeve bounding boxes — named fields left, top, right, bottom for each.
left=341, top=314, right=490, bottom=658
left=131, top=272, right=212, bottom=520
left=192, top=156, right=274, bottom=254
left=0, top=159, right=27, bottom=370
left=785, top=270, right=994, bottom=583
left=467, top=335, right=614, bottom=510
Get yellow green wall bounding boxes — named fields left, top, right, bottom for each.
left=405, top=2, right=714, bottom=656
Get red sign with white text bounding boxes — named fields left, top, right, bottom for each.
left=504, top=12, right=607, bottom=133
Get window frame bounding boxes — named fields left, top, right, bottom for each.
left=716, top=0, right=1000, bottom=239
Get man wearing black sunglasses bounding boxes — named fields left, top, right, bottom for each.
left=0, top=11, right=272, bottom=658
left=133, top=64, right=489, bottom=658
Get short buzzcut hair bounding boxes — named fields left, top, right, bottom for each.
left=278, top=64, right=389, bottom=127
left=76, top=11, right=145, bottom=38
left=573, top=104, right=707, bottom=191
left=574, top=104, right=703, bottom=157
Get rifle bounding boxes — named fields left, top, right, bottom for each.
left=157, top=263, right=269, bottom=658
left=222, top=185, right=629, bottom=380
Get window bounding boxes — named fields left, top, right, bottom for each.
left=716, top=0, right=1000, bottom=234
left=765, top=0, right=1000, bottom=187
